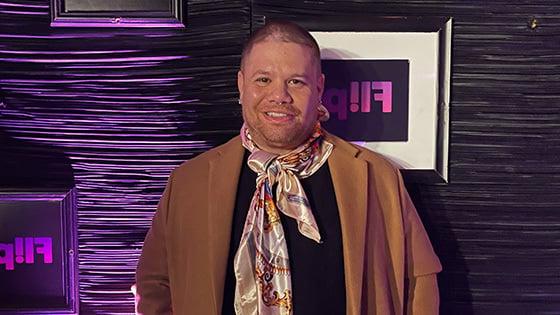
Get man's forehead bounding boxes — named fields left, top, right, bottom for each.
left=243, top=40, right=320, bottom=74
left=250, top=39, right=313, bottom=56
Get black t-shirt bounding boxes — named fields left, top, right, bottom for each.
left=221, top=151, right=346, bottom=315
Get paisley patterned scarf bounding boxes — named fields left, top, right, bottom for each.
left=233, top=122, right=333, bottom=315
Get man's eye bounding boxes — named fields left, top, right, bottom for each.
left=255, top=77, right=270, bottom=84
left=288, top=79, right=305, bottom=86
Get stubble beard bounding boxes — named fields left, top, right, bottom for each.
left=243, top=112, right=313, bottom=152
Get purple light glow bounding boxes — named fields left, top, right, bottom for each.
left=0, top=4, right=241, bottom=311
left=0, top=49, right=142, bottom=54
left=1, top=77, right=191, bottom=83
left=0, top=33, right=167, bottom=39
left=0, top=10, right=47, bottom=15
left=17, top=92, right=183, bottom=100
left=51, top=22, right=185, bottom=28
left=0, top=55, right=189, bottom=63
left=0, top=2, right=49, bottom=8
left=56, top=63, right=161, bottom=69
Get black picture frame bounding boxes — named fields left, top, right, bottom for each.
left=50, top=0, right=186, bottom=28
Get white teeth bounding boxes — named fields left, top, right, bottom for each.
left=266, top=112, right=288, bottom=117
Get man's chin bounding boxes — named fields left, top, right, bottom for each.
left=264, top=134, right=308, bottom=150
left=247, top=124, right=313, bottom=151
left=253, top=132, right=300, bottom=152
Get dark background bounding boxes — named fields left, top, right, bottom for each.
left=0, top=0, right=559, bottom=314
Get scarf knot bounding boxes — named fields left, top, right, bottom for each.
left=233, top=123, right=333, bottom=315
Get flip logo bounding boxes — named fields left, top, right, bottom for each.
left=0, top=237, right=53, bottom=271
left=320, top=59, right=409, bottom=141
left=323, top=81, right=393, bottom=121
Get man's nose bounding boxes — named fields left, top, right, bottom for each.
left=269, top=81, right=292, bottom=104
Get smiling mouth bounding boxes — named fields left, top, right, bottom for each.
left=265, top=111, right=291, bottom=118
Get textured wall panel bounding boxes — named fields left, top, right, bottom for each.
left=0, top=0, right=248, bottom=313
left=250, top=1, right=560, bottom=314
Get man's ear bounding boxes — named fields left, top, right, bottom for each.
left=237, top=70, right=244, bottom=101
left=317, top=73, right=325, bottom=98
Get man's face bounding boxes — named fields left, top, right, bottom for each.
left=238, top=40, right=324, bottom=154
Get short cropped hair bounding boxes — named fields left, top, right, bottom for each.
left=240, top=20, right=322, bottom=73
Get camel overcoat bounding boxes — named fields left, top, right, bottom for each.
left=136, top=132, right=442, bottom=315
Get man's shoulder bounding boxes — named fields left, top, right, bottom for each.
left=172, top=135, right=242, bottom=178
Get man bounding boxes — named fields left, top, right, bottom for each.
left=136, top=20, right=442, bottom=315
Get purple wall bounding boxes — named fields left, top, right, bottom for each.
left=1, top=1, right=247, bottom=313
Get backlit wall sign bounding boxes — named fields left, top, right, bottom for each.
left=312, top=22, right=452, bottom=183
left=322, top=59, right=409, bottom=141
left=0, top=237, right=53, bottom=271
left=0, top=191, right=78, bottom=314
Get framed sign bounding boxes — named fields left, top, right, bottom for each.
left=251, top=16, right=451, bottom=182
left=303, top=16, right=453, bottom=183
left=0, top=190, right=78, bottom=314
left=50, top=0, right=186, bottom=28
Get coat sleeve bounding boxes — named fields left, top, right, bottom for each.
left=397, top=172, right=442, bottom=314
left=135, top=171, right=175, bottom=315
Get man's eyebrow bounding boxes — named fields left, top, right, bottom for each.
left=249, top=70, right=311, bottom=79
left=251, top=70, right=271, bottom=76
left=291, top=73, right=310, bottom=78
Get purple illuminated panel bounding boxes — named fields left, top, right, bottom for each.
left=0, top=237, right=53, bottom=271
left=0, top=190, right=78, bottom=314
left=50, top=0, right=186, bottom=28
left=321, top=59, right=409, bottom=141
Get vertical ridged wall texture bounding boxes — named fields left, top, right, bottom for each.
left=1, top=0, right=559, bottom=314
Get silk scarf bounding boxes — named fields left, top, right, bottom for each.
left=233, top=122, right=333, bottom=315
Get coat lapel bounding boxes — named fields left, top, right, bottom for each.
left=207, top=136, right=244, bottom=314
left=326, top=134, right=368, bottom=315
